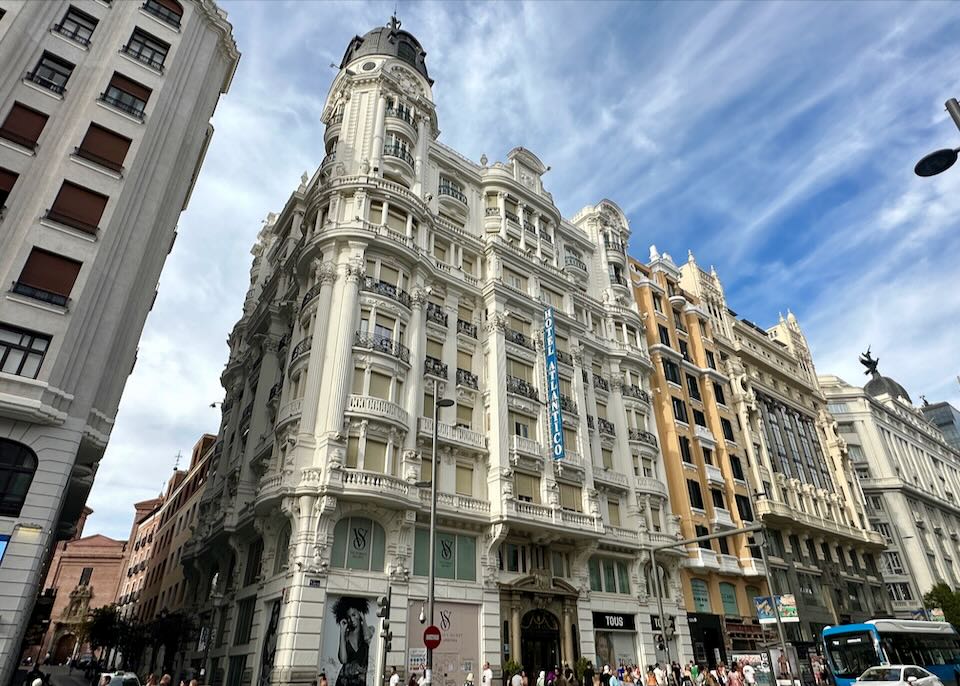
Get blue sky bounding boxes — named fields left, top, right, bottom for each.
left=85, top=0, right=960, bottom=538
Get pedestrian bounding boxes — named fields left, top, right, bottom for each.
left=407, top=672, right=419, bottom=686
left=483, top=663, right=494, bottom=686
left=538, top=672, right=547, bottom=686
left=610, top=671, right=620, bottom=686
left=512, top=670, right=523, bottom=686
left=390, top=668, right=401, bottom=686
left=161, top=676, right=173, bottom=686
left=558, top=669, right=569, bottom=686
left=584, top=663, right=595, bottom=686
left=654, top=664, right=665, bottom=686
left=727, top=667, right=742, bottom=686
left=742, top=664, right=755, bottom=686
left=601, top=667, right=612, bottom=686
left=522, top=672, right=529, bottom=686
left=647, top=668, right=657, bottom=686
left=682, top=665, right=692, bottom=686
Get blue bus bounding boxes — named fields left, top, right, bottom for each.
left=823, top=620, right=960, bottom=686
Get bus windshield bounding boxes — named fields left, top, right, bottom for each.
left=825, top=631, right=880, bottom=679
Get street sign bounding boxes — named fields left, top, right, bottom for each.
left=423, top=625, right=442, bottom=649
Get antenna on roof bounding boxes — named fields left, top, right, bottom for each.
left=173, top=450, right=182, bottom=471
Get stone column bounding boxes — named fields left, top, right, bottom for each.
left=518, top=203, right=527, bottom=251
left=498, top=193, right=507, bottom=238
left=533, top=212, right=543, bottom=259
left=299, top=261, right=338, bottom=437
left=380, top=200, right=390, bottom=226
left=562, top=605, right=575, bottom=666
left=322, top=250, right=365, bottom=433
left=405, top=213, right=414, bottom=238
left=403, top=289, right=428, bottom=449
left=414, top=116, right=429, bottom=194
left=510, top=603, right=522, bottom=664
left=371, top=93, right=387, bottom=174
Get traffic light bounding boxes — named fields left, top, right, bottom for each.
left=665, top=615, right=676, bottom=638
left=377, top=589, right=393, bottom=652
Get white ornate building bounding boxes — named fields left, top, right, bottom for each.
left=0, top=0, right=238, bottom=678
left=183, top=17, right=689, bottom=686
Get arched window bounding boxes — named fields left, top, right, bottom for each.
left=331, top=516, right=385, bottom=572
left=690, top=578, right=711, bottom=613
left=719, top=582, right=740, bottom=617
left=273, top=522, right=291, bottom=575
left=0, top=439, right=37, bottom=516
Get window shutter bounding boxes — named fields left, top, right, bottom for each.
left=364, top=440, right=386, bottom=473
left=457, top=350, right=471, bottom=370
left=155, top=0, right=184, bottom=16
left=0, top=168, right=18, bottom=193
left=18, top=248, right=82, bottom=296
left=0, top=103, right=49, bottom=149
left=109, top=73, right=152, bottom=102
left=368, top=372, right=390, bottom=399
left=49, top=181, right=108, bottom=233
left=78, top=124, right=131, bottom=171
left=455, top=464, right=472, bottom=496
left=426, top=339, right=443, bottom=359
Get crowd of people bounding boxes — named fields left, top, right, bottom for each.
left=503, top=660, right=759, bottom=686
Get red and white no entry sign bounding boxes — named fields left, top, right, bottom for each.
left=423, top=625, right=441, bottom=650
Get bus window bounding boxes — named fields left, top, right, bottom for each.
left=828, top=633, right=882, bottom=679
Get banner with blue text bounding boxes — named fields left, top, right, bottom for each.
left=543, top=307, right=565, bottom=461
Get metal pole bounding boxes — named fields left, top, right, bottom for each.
left=756, top=534, right=792, bottom=682
left=650, top=547, right=672, bottom=665
left=946, top=98, right=960, bottom=132
left=425, top=378, right=441, bottom=686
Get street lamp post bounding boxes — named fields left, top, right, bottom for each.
left=915, top=98, right=960, bottom=177
left=425, top=378, right=453, bottom=686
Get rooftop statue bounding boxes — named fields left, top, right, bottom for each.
left=859, top=346, right=879, bottom=377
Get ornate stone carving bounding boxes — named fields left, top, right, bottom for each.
left=487, top=312, right=507, bottom=333
left=315, top=260, right=338, bottom=285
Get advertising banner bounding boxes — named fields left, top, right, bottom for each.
left=319, top=595, right=380, bottom=686
left=731, top=652, right=773, bottom=686
left=753, top=595, right=799, bottom=624
left=543, top=307, right=565, bottom=461
left=406, top=602, right=479, bottom=685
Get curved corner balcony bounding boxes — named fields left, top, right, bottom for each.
left=275, top=398, right=303, bottom=430
left=382, top=142, right=415, bottom=182
left=418, top=417, right=487, bottom=451
left=506, top=375, right=539, bottom=401
left=361, top=276, right=411, bottom=308
left=288, top=336, right=312, bottom=374
left=438, top=183, right=468, bottom=212
left=622, top=384, right=650, bottom=404
left=353, top=331, right=411, bottom=363
left=339, top=468, right=415, bottom=505
left=346, top=394, right=409, bottom=429
left=634, top=476, right=669, bottom=499
left=628, top=428, right=658, bottom=448
left=563, top=254, right=588, bottom=277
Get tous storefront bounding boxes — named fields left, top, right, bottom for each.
left=592, top=612, right=637, bottom=669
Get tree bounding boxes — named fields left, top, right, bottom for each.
left=923, top=582, right=960, bottom=626
left=87, top=605, right=122, bottom=666
left=117, top=618, right=149, bottom=672
left=148, top=611, right=195, bottom=673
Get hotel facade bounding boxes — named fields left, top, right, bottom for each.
left=182, top=17, right=695, bottom=686
left=0, top=0, right=238, bottom=678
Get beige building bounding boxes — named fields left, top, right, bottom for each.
left=117, top=496, right=164, bottom=619
left=679, top=254, right=887, bottom=659
left=0, top=1, right=238, bottom=678
left=821, top=361, right=960, bottom=616
left=183, top=16, right=692, bottom=686
left=630, top=251, right=767, bottom=662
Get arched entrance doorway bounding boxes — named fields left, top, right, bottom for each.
left=53, top=633, right=77, bottom=664
left=520, top=610, right=560, bottom=677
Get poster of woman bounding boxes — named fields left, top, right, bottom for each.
left=319, top=595, right=378, bottom=686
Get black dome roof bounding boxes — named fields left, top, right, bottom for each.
left=865, top=375, right=912, bottom=404
left=340, top=17, right=431, bottom=84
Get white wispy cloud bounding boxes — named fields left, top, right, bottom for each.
left=85, top=0, right=960, bottom=537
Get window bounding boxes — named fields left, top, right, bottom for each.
left=730, top=455, right=745, bottom=481
left=711, top=489, right=726, bottom=509
left=679, top=436, right=693, bottom=464
left=123, top=29, right=170, bottom=71
left=331, top=517, right=386, bottom=572
left=14, top=248, right=82, bottom=307
left=721, top=418, right=735, bottom=441
left=414, top=528, right=476, bottom=581
left=706, top=351, right=717, bottom=370
left=233, top=597, right=255, bottom=645
left=0, top=102, right=49, bottom=150
left=0, top=439, right=37, bottom=517
left=75, top=123, right=132, bottom=173
left=514, top=473, right=539, bottom=503
left=679, top=339, right=690, bottom=361
left=687, top=375, right=701, bottom=400
left=243, top=538, right=263, bottom=586
left=607, top=499, right=621, bottom=527
left=658, top=325, right=671, bottom=346
left=735, top=494, right=753, bottom=521
left=456, top=404, right=472, bottom=429
left=691, top=579, right=711, bottom=612
left=695, top=524, right=710, bottom=549
left=0, top=324, right=50, bottom=380
left=143, top=0, right=183, bottom=28
left=672, top=397, right=688, bottom=423
left=501, top=543, right=526, bottom=573
left=687, top=479, right=704, bottom=509
left=874, top=522, right=893, bottom=544
left=54, top=6, right=98, bottom=45
left=601, top=448, right=613, bottom=470
left=693, top=409, right=707, bottom=427
left=28, top=52, right=74, bottom=94
left=78, top=567, right=93, bottom=586
left=719, top=582, right=739, bottom=616
left=0, top=167, right=18, bottom=207
left=713, top=382, right=726, bottom=405
left=101, top=72, right=152, bottom=120
left=663, top=359, right=681, bottom=384
left=588, top=556, right=630, bottom=594
left=885, top=582, right=912, bottom=602
left=47, top=180, right=109, bottom=234
left=455, top=464, right=473, bottom=496
left=882, top=551, right=905, bottom=575
left=560, top=483, right=582, bottom=512
left=702, top=447, right=713, bottom=465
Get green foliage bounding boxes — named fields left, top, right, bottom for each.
left=575, top=658, right=589, bottom=683
left=504, top=660, right=523, bottom=678
left=149, top=611, right=194, bottom=657
left=87, top=605, right=122, bottom=651
left=117, top=619, right=149, bottom=671
left=924, top=582, right=960, bottom=626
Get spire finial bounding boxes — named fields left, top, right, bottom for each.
left=687, top=249, right=695, bottom=263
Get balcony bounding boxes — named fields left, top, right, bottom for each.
left=73, top=145, right=124, bottom=173
left=741, top=557, right=766, bottom=577
left=121, top=45, right=165, bottom=72
left=353, top=332, right=411, bottom=363
left=564, top=254, right=587, bottom=273
left=98, top=92, right=145, bottom=121
left=508, top=499, right=603, bottom=534
left=686, top=548, right=720, bottom=571
left=290, top=336, right=312, bottom=362
left=420, top=489, right=490, bottom=516
left=52, top=23, right=91, bottom=47
left=510, top=434, right=543, bottom=459
left=704, top=463, right=726, bottom=486
left=718, top=554, right=742, bottom=575
left=25, top=71, right=67, bottom=95
left=628, top=429, right=658, bottom=448
left=456, top=368, right=478, bottom=390
left=418, top=417, right=486, bottom=450
left=383, top=142, right=415, bottom=167
left=300, top=283, right=322, bottom=311
left=610, top=273, right=628, bottom=288
left=362, top=276, right=411, bottom=308
left=597, top=418, right=616, bottom=436
left=385, top=106, right=414, bottom=125
left=505, top=210, right=519, bottom=224
left=11, top=282, right=68, bottom=308
left=506, top=375, right=538, bottom=401
left=594, top=468, right=629, bottom=489
left=276, top=398, right=302, bottom=429
left=711, top=507, right=736, bottom=529
left=559, top=394, right=577, bottom=414
left=438, top=183, right=467, bottom=205
left=505, top=327, right=535, bottom=351
left=604, top=236, right=626, bottom=253
left=426, top=302, right=448, bottom=326
left=346, top=394, right=409, bottom=428
left=457, top=319, right=477, bottom=338
left=556, top=349, right=574, bottom=366
left=593, top=374, right=610, bottom=392
left=606, top=525, right=639, bottom=545
left=341, top=468, right=412, bottom=500
left=622, top=384, right=650, bottom=403
left=695, top=424, right=717, bottom=446
left=424, top=355, right=448, bottom=379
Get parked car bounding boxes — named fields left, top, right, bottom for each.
left=99, top=672, right=141, bottom=686
left=857, top=666, right=943, bottom=686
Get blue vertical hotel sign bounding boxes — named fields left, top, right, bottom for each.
left=543, top=307, right=565, bottom=461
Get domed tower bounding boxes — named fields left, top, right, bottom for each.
left=320, top=16, right=438, bottom=195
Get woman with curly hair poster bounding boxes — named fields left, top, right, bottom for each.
left=320, top=596, right=378, bottom=686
